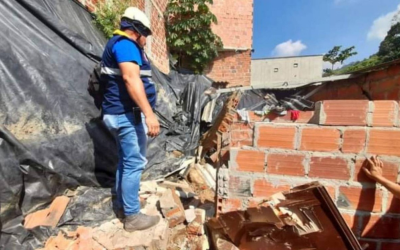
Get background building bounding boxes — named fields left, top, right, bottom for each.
left=251, top=55, right=323, bottom=87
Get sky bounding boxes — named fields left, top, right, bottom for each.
left=252, top=0, right=400, bottom=69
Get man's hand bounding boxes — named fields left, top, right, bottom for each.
left=145, top=113, right=160, bottom=138
left=362, top=156, right=384, bottom=181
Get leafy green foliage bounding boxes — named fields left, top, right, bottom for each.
left=334, top=55, right=381, bottom=74
left=327, top=23, right=400, bottom=75
left=323, top=45, right=357, bottom=70
left=93, top=0, right=138, bottom=38
left=165, top=0, right=223, bottom=73
left=323, top=46, right=341, bottom=70
left=378, top=23, right=400, bottom=63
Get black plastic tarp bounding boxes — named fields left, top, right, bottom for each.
left=0, top=0, right=213, bottom=249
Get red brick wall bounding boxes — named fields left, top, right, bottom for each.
left=78, top=0, right=254, bottom=85
left=220, top=99, right=400, bottom=249
left=205, top=50, right=252, bottom=87
left=309, top=63, right=400, bottom=101
left=206, top=0, right=254, bottom=87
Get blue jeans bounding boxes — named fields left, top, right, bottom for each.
left=103, top=112, right=148, bottom=216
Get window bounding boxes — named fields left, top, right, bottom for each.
left=294, top=63, right=299, bottom=68
left=274, top=68, right=279, bottom=72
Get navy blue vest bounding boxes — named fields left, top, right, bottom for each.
left=101, top=35, right=156, bottom=114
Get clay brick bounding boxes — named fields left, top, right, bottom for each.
left=386, top=193, right=400, bottom=214
left=252, top=179, right=291, bottom=198
left=337, top=186, right=382, bottom=212
left=367, top=129, right=400, bottom=157
left=230, top=139, right=253, bottom=148
left=264, top=111, right=315, bottom=124
left=256, top=125, right=296, bottom=149
left=371, top=101, right=398, bottom=127
left=231, top=122, right=253, bottom=130
left=247, top=198, right=270, bottom=208
left=300, top=127, right=340, bottom=152
left=231, top=130, right=253, bottom=141
left=248, top=112, right=265, bottom=122
left=359, top=215, right=400, bottom=238
left=309, top=156, right=350, bottom=180
left=221, top=198, right=242, bottom=213
left=325, top=186, right=336, bottom=200
left=322, top=100, right=369, bottom=126
left=381, top=242, right=400, bottom=250
left=354, top=157, right=399, bottom=183
left=235, top=150, right=265, bottom=172
left=160, top=189, right=185, bottom=228
left=24, top=196, right=70, bottom=229
left=266, top=153, right=305, bottom=176
left=342, top=129, right=366, bottom=153
left=340, top=213, right=357, bottom=232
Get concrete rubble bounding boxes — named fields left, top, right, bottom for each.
left=33, top=177, right=212, bottom=250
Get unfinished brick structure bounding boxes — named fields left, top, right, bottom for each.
left=219, top=62, right=400, bottom=249
left=205, top=0, right=254, bottom=87
left=78, top=0, right=253, bottom=85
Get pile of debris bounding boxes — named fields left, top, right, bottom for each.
left=27, top=163, right=214, bottom=250
left=206, top=182, right=363, bottom=250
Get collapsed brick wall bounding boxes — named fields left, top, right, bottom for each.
left=309, top=63, right=400, bottom=101
left=219, top=100, right=400, bottom=249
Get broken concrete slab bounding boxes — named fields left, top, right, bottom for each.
left=24, top=196, right=70, bottom=229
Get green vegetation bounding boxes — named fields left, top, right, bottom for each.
left=323, top=45, right=357, bottom=70
left=326, top=23, right=400, bottom=76
left=165, top=0, right=223, bottom=73
left=378, top=22, right=400, bottom=63
left=93, top=0, right=137, bottom=38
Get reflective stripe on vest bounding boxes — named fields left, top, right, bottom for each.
left=101, top=67, right=152, bottom=78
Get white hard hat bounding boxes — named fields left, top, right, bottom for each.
left=122, top=7, right=151, bottom=31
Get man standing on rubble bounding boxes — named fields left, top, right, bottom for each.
left=101, top=7, right=160, bottom=232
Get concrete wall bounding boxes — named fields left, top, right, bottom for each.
left=251, top=55, right=323, bottom=86
left=219, top=65, right=400, bottom=249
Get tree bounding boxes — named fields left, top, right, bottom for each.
left=337, top=46, right=357, bottom=64
left=323, top=45, right=357, bottom=70
left=378, top=23, right=400, bottom=63
left=323, top=46, right=341, bottom=70
left=165, top=0, right=223, bottom=73
left=93, top=0, right=138, bottom=38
